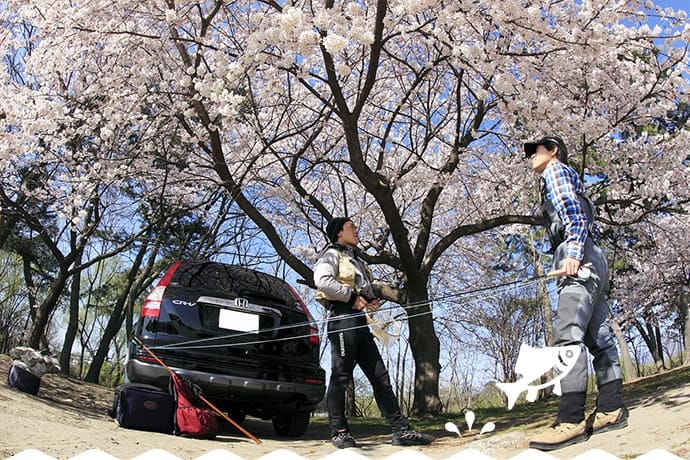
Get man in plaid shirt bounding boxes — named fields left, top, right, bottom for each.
left=524, top=136, right=628, bottom=451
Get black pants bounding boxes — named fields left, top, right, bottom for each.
left=326, top=306, right=408, bottom=435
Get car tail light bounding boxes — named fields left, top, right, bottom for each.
left=140, top=260, right=182, bottom=318
left=134, top=351, right=159, bottom=364
left=287, top=285, right=320, bottom=345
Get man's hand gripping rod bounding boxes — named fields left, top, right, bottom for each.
left=547, top=262, right=593, bottom=279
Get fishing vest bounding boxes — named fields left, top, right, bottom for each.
left=541, top=191, right=598, bottom=252
left=315, top=245, right=373, bottom=303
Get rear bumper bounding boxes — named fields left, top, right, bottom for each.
left=126, top=358, right=325, bottom=413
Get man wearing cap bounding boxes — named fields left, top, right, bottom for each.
left=313, top=216, right=434, bottom=449
left=524, top=136, right=628, bottom=450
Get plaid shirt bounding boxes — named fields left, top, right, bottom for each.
left=541, top=161, right=597, bottom=260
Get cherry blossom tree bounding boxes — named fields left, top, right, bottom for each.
left=1, top=0, right=689, bottom=413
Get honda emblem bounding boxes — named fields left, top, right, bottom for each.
left=234, top=297, right=248, bottom=309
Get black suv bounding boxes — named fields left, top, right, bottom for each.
left=126, top=260, right=326, bottom=437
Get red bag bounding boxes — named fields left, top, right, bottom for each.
left=170, top=373, right=219, bottom=438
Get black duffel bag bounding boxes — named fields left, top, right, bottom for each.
left=7, top=362, right=41, bottom=395
left=110, top=383, right=175, bottom=434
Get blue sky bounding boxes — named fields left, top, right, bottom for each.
left=651, top=0, right=689, bottom=16
left=655, top=0, right=688, bottom=10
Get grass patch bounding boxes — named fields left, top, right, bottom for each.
left=318, top=364, right=690, bottom=436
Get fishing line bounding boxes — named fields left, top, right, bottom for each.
left=148, top=308, right=434, bottom=351
left=150, top=273, right=555, bottom=351
left=151, top=304, right=406, bottom=351
left=162, top=267, right=557, bottom=350
left=148, top=270, right=556, bottom=352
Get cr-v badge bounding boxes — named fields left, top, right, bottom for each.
left=172, top=299, right=196, bottom=307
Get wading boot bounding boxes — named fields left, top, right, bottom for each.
left=587, top=407, right=629, bottom=435
left=529, top=420, right=588, bottom=451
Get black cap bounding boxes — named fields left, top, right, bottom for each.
left=524, top=136, right=568, bottom=163
left=326, top=217, right=351, bottom=242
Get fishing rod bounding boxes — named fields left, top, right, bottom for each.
left=150, top=264, right=585, bottom=351
left=133, top=336, right=262, bottom=444
left=421, top=263, right=590, bottom=306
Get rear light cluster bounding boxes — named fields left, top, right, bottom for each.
left=140, top=260, right=182, bottom=318
left=135, top=351, right=159, bottom=364
left=287, top=284, right=320, bottom=345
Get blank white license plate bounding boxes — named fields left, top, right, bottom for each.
left=218, top=309, right=259, bottom=332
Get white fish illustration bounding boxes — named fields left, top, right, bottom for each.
left=495, top=343, right=581, bottom=410
left=479, top=422, right=496, bottom=436
left=444, top=421, right=461, bottom=437
left=465, top=410, right=475, bottom=431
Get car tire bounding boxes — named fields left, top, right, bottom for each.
left=271, top=411, right=311, bottom=437
left=228, top=410, right=246, bottom=424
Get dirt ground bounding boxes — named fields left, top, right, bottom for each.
left=1, top=353, right=689, bottom=460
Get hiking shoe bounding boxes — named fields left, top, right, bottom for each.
left=391, top=429, right=434, bottom=446
left=529, top=421, right=588, bottom=451
left=587, top=407, right=629, bottom=434
left=331, top=431, right=357, bottom=449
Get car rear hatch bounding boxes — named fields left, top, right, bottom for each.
left=136, top=261, right=322, bottom=384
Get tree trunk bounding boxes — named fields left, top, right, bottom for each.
left=537, top=278, right=554, bottom=346
left=680, top=285, right=690, bottom=366
left=84, top=245, right=150, bottom=383
left=20, top=253, right=38, bottom=343
left=634, top=318, right=664, bottom=372
left=610, top=317, right=635, bottom=380
left=60, top=253, right=82, bottom=375
left=61, top=227, right=86, bottom=375
left=525, top=237, right=553, bottom=346
left=397, top=332, right=409, bottom=414
left=654, top=322, right=666, bottom=370
left=84, top=298, right=127, bottom=384
left=406, top=291, right=442, bottom=416
left=28, top=269, right=69, bottom=350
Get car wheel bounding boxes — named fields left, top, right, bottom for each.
left=271, top=411, right=311, bottom=437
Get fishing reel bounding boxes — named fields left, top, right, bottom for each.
left=574, top=265, right=592, bottom=281
left=548, top=262, right=593, bottom=281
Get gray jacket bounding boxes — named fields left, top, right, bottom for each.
left=313, top=243, right=376, bottom=303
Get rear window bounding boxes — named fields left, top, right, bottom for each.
left=171, top=261, right=297, bottom=306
